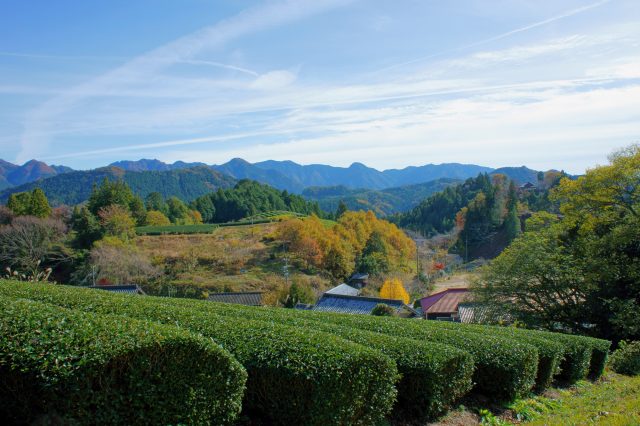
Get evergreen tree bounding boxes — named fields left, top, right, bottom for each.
left=7, top=192, right=32, bottom=216
left=71, top=206, right=102, bottom=249
left=335, top=200, right=348, bottom=219
left=29, top=189, right=52, bottom=218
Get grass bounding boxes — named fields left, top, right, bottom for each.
left=135, top=222, right=332, bottom=297
left=136, top=223, right=219, bottom=235
left=521, top=372, right=640, bottom=425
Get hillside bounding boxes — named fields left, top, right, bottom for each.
left=0, top=166, right=236, bottom=206
left=302, top=178, right=460, bottom=215
left=0, top=159, right=73, bottom=189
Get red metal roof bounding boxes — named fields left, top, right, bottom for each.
left=420, top=288, right=471, bottom=314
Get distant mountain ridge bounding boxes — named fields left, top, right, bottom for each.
left=0, top=166, right=236, bottom=206
left=0, top=159, right=73, bottom=190
left=0, top=156, right=556, bottom=210
left=302, top=178, right=461, bottom=216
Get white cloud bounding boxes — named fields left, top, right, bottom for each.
left=250, top=70, right=298, bottom=91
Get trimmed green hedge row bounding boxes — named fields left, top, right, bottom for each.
left=296, top=311, right=539, bottom=401
left=523, top=329, right=610, bottom=383
left=173, top=299, right=475, bottom=421
left=163, top=297, right=538, bottom=402
left=0, top=281, right=397, bottom=426
left=416, top=322, right=565, bottom=391
left=0, top=296, right=246, bottom=426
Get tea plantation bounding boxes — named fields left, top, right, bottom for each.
left=0, top=280, right=611, bottom=425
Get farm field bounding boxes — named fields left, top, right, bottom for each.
left=0, top=280, right=613, bottom=425
left=135, top=221, right=332, bottom=298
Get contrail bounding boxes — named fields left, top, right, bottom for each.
left=376, top=0, right=613, bottom=74
left=0, top=51, right=260, bottom=76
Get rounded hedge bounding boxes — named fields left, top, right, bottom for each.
left=289, top=311, right=539, bottom=401
left=181, top=300, right=475, bottom=421
left=425, top=321, right=565, bottom=391
left=0, top=281, right=398, bottom=426
left=0, top=296, right=246, bottom=425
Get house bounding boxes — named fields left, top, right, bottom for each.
left=325, top=283, right=362, bottom=296
left=89, top=284, right=146, bottom=295
left=208, top=291, right=263, bottom=306
left=313, top=293, right=418, bottom=317
left=346, top=273, right=369, bottom=289
left=520, top=182, right=536, bottom=190
left=419, top=288, right=472, bottom=321
left=458, top=302, right=490, bottom=324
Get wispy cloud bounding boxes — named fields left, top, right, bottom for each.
left=375, top=0, right=613, bottom=74
left=17, top=0, right=354, bottom=162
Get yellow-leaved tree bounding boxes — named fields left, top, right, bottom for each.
left=379, top=278, right=410, bottom=304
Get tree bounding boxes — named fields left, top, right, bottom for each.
left=90, top=243, right=160, bottom=285
left=0, top=216, right=68, bottom=276
left=0, top=206, right=14, bottom=225
left=335, top=200, right=348, bottom=219
left=475, top=145, right=640, bottom=342
left=145, top=210, right=171, bottom=226
left=7, top=192, right=32, bottom=216
left=357, top=231, right=389, bottom=276
left=379, top=278, right=410, bottom=304
left=145, top=192, right=168, bottom=214
left=280, top=281, right=315, bottom=308
left=28, top=188, right=52, bottom=218
left=71, top=206, right=103, bottom=249
left=98, top=205, right=136, bottom=240
left=87, top=178, right=136, bottom=216
left=166, top=197, right=190, bottom=224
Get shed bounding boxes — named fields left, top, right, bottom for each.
left=208, top=291, right=263, bottom=306
left=313, top=293, right=418, bottom=317
left=89, top=284, right=146, bottom=295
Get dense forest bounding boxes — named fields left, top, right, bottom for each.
left=191, top=180, right=322, bottom=223
left=394, top=171, right=566, bottom=259
left=0, top=166, right=236, bottom=206
left=475, top=145, right=640, bottom=343
left=301, top=178, right=460, bottom=216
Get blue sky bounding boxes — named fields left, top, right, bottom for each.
left=1, top=0, right=639, bottom=173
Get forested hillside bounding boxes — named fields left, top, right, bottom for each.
left=191, top=180, right=322, bottom=223
left=302, top=178, right=460, bottom=216
left=395, top=171, right=567, bottom=260
left=0, top=166, right=236, bottom=205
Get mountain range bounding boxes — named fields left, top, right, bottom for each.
left=0, top=157, right=549, bottom=212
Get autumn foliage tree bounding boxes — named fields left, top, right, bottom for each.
left=379, top=278, right=410, bottom=304
left=276, top=211, right=414, bottom=281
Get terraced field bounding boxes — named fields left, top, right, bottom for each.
left=0, top=280, right=611, bottom=425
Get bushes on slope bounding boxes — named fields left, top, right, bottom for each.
left=175, top=300, right=475, bottom=421
left=0, top=281, right=397, bottom=426
left=0, top=296, right=246, bottom=425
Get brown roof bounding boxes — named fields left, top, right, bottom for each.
left=423, top=288, right=472, bottom=314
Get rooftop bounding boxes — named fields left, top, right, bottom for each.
left=208, top=291, right=263, bottom=306
left=89, top=285, right=146, bottom=295
left=313, top=293, right=417, bottom=316
left=420, top=288, right=472, bottom=315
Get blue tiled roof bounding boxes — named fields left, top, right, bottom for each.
left=208, top=292, right=263, bottom=306
left=89, top=285, right=145, bottom=295
left=313, top=293, right=416, bottom=316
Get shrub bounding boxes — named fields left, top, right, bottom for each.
left=178, top=300, right=475, bottom=421
left=371, top=303, right=396, bottom=316
left=0, top=296, right=246, bottom=425
left=316, top=314, right=539, bottom=401
left=609, top=341, right=640, bottom=376
left=0, top=281, right=398, bottom=426
left=425, top=322, right=566, bottom=391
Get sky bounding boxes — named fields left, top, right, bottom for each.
left=1, top=0, right=639, bottom=173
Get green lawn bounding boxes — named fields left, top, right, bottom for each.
left=520, top=372, right=640, bottom=425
